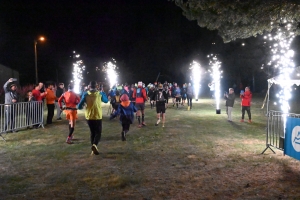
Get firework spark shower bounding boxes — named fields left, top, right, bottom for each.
left=102, top=58, right=118, bottom=89
left=72, top=51, right=85, bottom=94
left=208, top=54, right=222, bottom=111
left=264, top=22, right=295, bottom=113
left=189, top=61, right=201, bottom=100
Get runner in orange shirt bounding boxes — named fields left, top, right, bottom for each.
left=58, top=84, right=80, bottom=144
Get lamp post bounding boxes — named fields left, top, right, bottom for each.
left=34, top=37, right=45, bottom=84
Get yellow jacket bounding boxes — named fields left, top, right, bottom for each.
left=77, top=90, right=108, bottom=120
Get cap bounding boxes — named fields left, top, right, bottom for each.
left=120, top=94, right=129, bottom=101
left=10, top=84, right=16, bottom=88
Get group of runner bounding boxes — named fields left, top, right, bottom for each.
left=57, top=80, right=194, bottom=155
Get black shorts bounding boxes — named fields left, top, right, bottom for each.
left=112, top=103, right=119, bottom=110
left=156, top=104, right=166, bottom=114
left=135, top=103, right=145, bottom=110
left=175, top=97, right=181, bottom=102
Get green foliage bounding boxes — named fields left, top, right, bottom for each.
left=173, top=0, right=300, bottom=42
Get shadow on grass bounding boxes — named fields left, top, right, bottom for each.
left=228, top=121, right=243, bottom=130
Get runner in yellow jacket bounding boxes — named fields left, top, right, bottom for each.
left=78, top=81, right=108, bottom=155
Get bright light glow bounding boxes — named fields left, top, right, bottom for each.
left=189, top=61, right=201, bottom=99
left=264, top=24, right=295, bottom=113
left=39, top=37, right=45, bottom=41
left=72, top=51, right=85, bottom=94
left=208, top=54, right=222, bottom=109
left=102, top=58, right=118, bottom=89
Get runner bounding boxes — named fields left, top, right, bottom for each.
left=151, top=84, right=168, bottom=127
left=58, top=84, right=81, bottom=144
left=78, top=81, right=108, bottom=155
left=133, top=81, right=148, bottom=128
left=110, top=94, right=137, bottom=141
left=181, top=83, right=187, bottom=106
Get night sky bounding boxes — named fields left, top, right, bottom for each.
left=1, top=0, right=300, bottom=92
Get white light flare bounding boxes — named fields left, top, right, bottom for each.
left=72, top=51, right=85, bottom=94
left=102, top=58, right=118, bottom=89
left=208, top=54, right=222, bottom=110
left=189, top=61, right=201, bottom=100
left=264, top=24, right=295, bottom=113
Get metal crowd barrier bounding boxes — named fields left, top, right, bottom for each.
left=0, top=101, right=44, bottom=141
left=262, top=110, right=300, bottom=154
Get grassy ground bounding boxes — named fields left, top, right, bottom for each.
left=1, top=96, right=300, bottom=200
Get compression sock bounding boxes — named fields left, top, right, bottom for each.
left=69, top=127, right=74, bottom=137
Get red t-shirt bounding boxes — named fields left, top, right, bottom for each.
left=32, top=89, right=45, bottom=101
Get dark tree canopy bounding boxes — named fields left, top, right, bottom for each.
left=173, top=0, right=300, bottom=42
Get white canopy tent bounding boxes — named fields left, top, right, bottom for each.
left=263, top=67, right=300, bottom=113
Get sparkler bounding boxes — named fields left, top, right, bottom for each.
left=189, top=61, right=201, bottom=100
left=208, top=54, right=222, bottom=113
left=102, top=58, right=118, bottom=89
left=264, top=23, right=295, bottom=113
left=72, top=51, right=85, bottom=94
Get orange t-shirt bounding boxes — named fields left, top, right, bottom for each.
left=58, top=91, right=80, bottom=108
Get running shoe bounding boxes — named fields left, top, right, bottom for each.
left=91, top=144, right=99, bottom=155
left=66, top=137, right=72, bottom=144
left=121, top=131, right=126, bottom=141
left=155, top=119, right=160, bottom=126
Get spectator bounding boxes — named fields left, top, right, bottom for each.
left=24, top=90, right=37, bottom=128
left=208, top=82, right=215, bottom=98
left=3, top=78, right=18, bottom=132
left=240, top=87, right=252, bottom=123
left=32, top=83, right=47, bottom=128
left=45, top=83, right=56, bottom=124
left=224, top=88, right=235, bottom=122
left=55, top=83, right=65, bottom=120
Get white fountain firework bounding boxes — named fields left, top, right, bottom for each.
left=208, top=54, right=222, bottom=110
left=189, top=61, right=201, bottom=100
left=72, top=51, right=85, bottom=94
left=264, top=23, right=295, bottom=113
left=102, top=58, right=118, bottom=89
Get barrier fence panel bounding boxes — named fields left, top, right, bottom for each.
left=262, top=110, right=300, bottom=154
left=0, top=102, right=44, bottom=140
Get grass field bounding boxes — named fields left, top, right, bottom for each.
left=1, top=96, right=300, bottom=200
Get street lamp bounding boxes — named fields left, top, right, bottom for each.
left=34, top=36, right=45, bottom=84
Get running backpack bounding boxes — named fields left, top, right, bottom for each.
left=156, top=91, right=165, bottom=102
left=136, top=88, right=142, bottom=97
left=115, top=95, right=120, bottom=103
